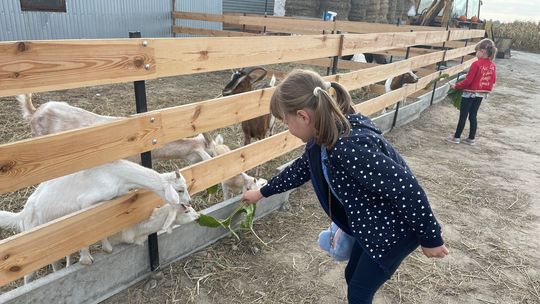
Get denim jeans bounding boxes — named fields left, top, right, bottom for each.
left=344, top=239, right=419, bottom=303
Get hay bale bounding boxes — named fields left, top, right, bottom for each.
left=285, top=0, right=321, bottom=18
left=397, top=0, right=415, bottom=21
left=378, top=0, right=389, bottom=23
left=349, top=0, right=368, bottom=21
left=365, top=0, right=380, bottom=22
left=319, top=0, right=351, bottom=20
left=387, top=0, right=398, bottom=24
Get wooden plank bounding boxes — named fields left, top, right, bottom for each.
left=0, top=35, right=342, bottom=97
left=445, top=44, right=476, bottom=59
left=0, top=190, right=161, bottom=285
left=152, top=35, right=342, bottom=78
left=0, top=131, right=304, bottom=285
left=0, top=44, right=475, bottom=194
left=448, top=29, right=485, bottom=41
left=0, top=40, right=156, bottom=97
left=174, top=11, right=442, bottom=34
left=181, top=131, right=304, bottom=195
left=442, top=58, right=476, bottom=76
left=0, top=115, right=164, bottom=194
left=335, top=20, right=440, bottom=33
left=172, top=26, right=256, bottom=37
left=0, top=57, right=476, bottom=286
left=172, top=11, right=226, bottom=23
left=341, top=31, right=450, bottom=56
left=0, top=86, right=280, bottom=193
left=370, top=47, right=438, bottom=57
left=339, top=60, right=413, bottom=90
left=297, top=58, right=378, bottom=70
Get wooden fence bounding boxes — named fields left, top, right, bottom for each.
left=0, top=26, right=484, bottom=286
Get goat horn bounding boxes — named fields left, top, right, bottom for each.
left=244, top=67, right=267, bottom=84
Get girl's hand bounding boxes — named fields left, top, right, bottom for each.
left=242, top=189, right=263, bottom=204
left=450, top=84, right=456, bottom=90
left=421, top=245, right=449, bottom=258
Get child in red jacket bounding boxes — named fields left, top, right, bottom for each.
left=447, top=39, right=497, bottom=145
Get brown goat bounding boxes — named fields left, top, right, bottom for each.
left=222, top=67, right=275, bottom=145
left=384, top=71, right=419, bottom=92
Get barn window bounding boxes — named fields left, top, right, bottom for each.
left=20, top=0, right=67, bottom=12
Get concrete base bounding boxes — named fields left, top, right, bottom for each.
left=0, top=82, right=452, bottom=304
left=374, top=81, right=451, bottom=134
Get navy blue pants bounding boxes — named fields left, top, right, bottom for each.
left=345, top=240, right=419, bottom=303
left=454, top=97, right=483, bottom=140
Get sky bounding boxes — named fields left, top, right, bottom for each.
left=480, top=0, right=540, bottom=22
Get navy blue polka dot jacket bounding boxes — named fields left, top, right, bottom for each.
left=260, top=114, right=444, bottom=268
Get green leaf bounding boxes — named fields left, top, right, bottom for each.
left=447, top=88, right=463, bottom=109
left=239, top=204, right=256, bottom=230
left=206, top=184, right=219, bottom=195
left=196, top=214, right=224, bottom=228
left=195, top=201, right=266, bottom=246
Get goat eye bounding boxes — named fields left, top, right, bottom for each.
left=178, top=189, right=184, bottom=193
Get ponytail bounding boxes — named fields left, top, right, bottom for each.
left=476, top=38, right=498, bottom=60
left=315, top=83, right=351, bottom=148
left=270, top=69, right=354, bottom=148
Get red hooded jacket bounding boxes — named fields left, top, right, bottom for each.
left=455, top=58, right=496, bottom=93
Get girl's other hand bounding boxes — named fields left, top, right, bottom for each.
left=421, top=245, right=449, bottom=258
left=242, top=189, right=263, bottom=204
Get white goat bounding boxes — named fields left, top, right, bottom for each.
left=210, top=135, right=267, bottom=200
left=16, top=93, right=214, bottom=163
left=0, top=159, right=194, bottom=284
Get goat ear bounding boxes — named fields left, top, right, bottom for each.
left=164, top=185, right=180, bottom=206
left=175, top=170, right=181, bottom=179
left=246, top=67, right=267, bottom=83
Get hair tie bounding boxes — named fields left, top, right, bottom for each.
left=324, top=81, right=331, bottom=89
left=313, top=86, right=323, bottom=97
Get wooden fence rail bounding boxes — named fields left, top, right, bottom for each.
left=0, top=43, right=477, bottom=194
left=0, top=56, right=474, bottom=285
left=174, top=11, right=442, bottom=34
left=0, top=28, right=482, bottom=97
left=0, top=28, right=483, bottom=285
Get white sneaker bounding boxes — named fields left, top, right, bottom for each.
left=445, top=135, right=460, bottom=144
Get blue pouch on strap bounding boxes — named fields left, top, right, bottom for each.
left=318, top=222, right=355, bottom=261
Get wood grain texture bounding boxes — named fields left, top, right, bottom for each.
left=0, top=40, right=155, bottom=97
left=0, top=115, right=164, bottom=194
left=172, top=26, right=256, bottom=37
left=0, top=57, right=475, bottom=287
left=0, top=190, right=161, bottom=285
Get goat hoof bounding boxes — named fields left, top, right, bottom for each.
left=79, top=256, right=94, bottom=265
left=102, top=244, right=113, bottom=254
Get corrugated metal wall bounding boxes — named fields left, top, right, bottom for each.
left=174, top=0, right=222, bottom=37
left=0, top=0, right=221, bottom=41
left=223, top=0, right=274, bottom=15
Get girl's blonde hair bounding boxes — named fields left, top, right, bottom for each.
left=270, top=69, right=355, bottom=148
left=476, top=38, right=497, bottom=60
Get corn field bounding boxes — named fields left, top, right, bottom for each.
left=493, top=21, right=540, bottom=53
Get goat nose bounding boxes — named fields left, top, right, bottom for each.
left=180, top=203, right=190, bottom=213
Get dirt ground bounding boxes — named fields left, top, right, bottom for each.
left=0, top=52, right=539, bottom=303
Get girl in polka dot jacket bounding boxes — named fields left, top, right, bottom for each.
left=243, top=69, right=449, bottom=303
